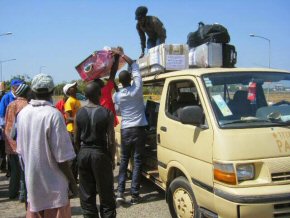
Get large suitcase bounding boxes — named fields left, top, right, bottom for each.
left=191, top=42, right=223, bottom=68
left=137, top=44, right=189, bottom=76
left=222, top=44, right=237, bottom=67
left=149, top=44, right=189, bottom=70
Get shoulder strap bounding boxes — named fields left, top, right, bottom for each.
left=83, top=106, right=96, bottom=127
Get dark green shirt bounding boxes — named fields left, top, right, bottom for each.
left=136, top=16, right=166, bottom=50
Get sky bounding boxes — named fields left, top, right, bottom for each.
left=1, top=0, right=290, bottom=84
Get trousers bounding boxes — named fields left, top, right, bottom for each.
left=117, top=127, right=146, bottom=196
left=147, top=38, right=163, bottom=50
left=78, top=147, right=116, bottom=218
left=8, top=154, right=21, bottom=199
left=0, top=140, right=6, bottom=171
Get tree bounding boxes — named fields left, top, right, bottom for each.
left=4, top=74, right=32, bottom=91
left=53, top=79, right=86, bottom=96
left=53, top=82, right=66, bottom=96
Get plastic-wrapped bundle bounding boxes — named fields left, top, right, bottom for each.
left=76, top=49, right=126, bottom=82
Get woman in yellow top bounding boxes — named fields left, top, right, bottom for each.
left=63, top=81, right=81, bottom=182
left=63, top=82, right=81, bottom=135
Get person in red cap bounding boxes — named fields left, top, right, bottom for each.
left=135, top=6, right=167, bottom=58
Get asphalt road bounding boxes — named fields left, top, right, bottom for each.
left=0, top=166, right=171, bottom=218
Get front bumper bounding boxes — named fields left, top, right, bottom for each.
left=213, top=185, right=290, bottom=218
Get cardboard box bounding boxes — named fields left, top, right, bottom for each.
left=137, top=44, right=189, bottom=77
left=137, top=56, right=151, bottom=76
left=137, top=55, right=150, bottom=70
left=149, top=43, right=189, bottom=70
left=191, top=42, right=223, bottom=68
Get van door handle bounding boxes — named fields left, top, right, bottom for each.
left=160, top=126, right=167, bottom=132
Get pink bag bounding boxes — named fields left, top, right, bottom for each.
left=76, top=50, right=126, bottom=82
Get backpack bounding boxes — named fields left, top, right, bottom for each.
left=187, top=22, right=230, bottom=48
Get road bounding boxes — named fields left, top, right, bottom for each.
left=0, top=166, right=171, bottom=218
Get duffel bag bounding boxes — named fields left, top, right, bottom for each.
left=187, top=22, right=230, bottom=48
left=187, top=31, right=202, bottom=48
left=200, top=23, right=230, bottom=44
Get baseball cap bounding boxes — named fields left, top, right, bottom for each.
left=15, top=84, right=30, bottom=96
left=135, top=6, right=148, bottom=20
left=31, top=74, right=54, bottom=93
left=11, top=79, right=23, bottom=87
left=63, top=82, right=77, bottom=96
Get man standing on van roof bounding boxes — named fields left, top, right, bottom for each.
left=135, top=6, right=166, bottom=58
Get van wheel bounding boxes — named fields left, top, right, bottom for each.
left=168, top=177, right=200, bottom=218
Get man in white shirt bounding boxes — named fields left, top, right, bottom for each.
left=16, top=74, right=78, bottom=217
left=114, top=51, right=148, bottom=204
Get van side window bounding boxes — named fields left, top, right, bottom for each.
left=143, top=83, right=163, bottom=131
left=166, top=80, right=201, bottom=121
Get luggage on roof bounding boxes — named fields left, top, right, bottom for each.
left=187, top=22, right=230, bottom=48
left=137, top=43, right=189, bottom=77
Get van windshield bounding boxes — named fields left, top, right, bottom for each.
left=203, top=71, right=290, bottom=128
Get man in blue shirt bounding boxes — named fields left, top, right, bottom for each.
left=0, top=85, right=6, bottom=172
left=0, top=79, right=23, bottom=174
left=114, top=51, right=148, bottom=205
left=0, top=79, right=23, bottom=125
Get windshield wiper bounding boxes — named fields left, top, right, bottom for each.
left=221, top=118, right=275, bottom=126
left=269, top=119, right=290, bottom=126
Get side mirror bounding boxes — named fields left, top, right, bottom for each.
left=178, top=106, right=204, bottom=125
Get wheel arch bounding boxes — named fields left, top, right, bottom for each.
left=166, top=161, right=192, bottom=201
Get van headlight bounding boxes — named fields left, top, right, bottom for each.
left=236, top=164, right=255, bottom=182
left=214, top=163, right=237, bottom=185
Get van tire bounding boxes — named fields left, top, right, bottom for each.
left=168, top=176, right=200, bottom=218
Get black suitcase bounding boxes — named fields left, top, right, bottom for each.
left=222, top=44, right=237, bottom=67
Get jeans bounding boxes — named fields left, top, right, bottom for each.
left=147, top=38, right=163, bottom=50
left=78, top=147, right=116, bottom=218
left=117, top=127, right=146, bottom=196
left=8, top=154, right=21, bottom=199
